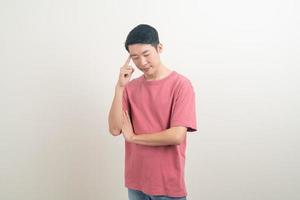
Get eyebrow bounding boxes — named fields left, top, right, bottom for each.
left=130, top=50, right=150, bottom=57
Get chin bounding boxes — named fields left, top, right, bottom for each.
left=144, top=67, right=152, bottom=74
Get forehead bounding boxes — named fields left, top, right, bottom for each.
left=128, top=44, right=155, bottom=56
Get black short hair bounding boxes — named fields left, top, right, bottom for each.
left=125, top=24, right=160, bottom=52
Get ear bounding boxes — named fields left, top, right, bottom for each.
left=157, top=43, right=163, bottom=53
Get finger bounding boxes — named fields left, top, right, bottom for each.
left=121, top=111, right=126, bottom=124
left=125, top=111, right=131, bottom=124
left=122, top=110, right=128, bottom=123
left=126, top=65, right=133, bottom=70
left=121, top=68, right=133, bottom=74
left=122, top=70, right=132, bottom=79
left=124, top=111, right=129, bottom=122
left=120, top=67, right=133, bottom=75
left=124, top=55, right=131, bottom=66
left=125, top=111, right=131, bottom=123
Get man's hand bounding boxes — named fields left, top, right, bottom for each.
left=121, top=110, right=136, bottom=142
left=118, top=56, right=135, bottom=87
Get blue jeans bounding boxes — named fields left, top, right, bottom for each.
left=128, top=189, right=187, bottom=200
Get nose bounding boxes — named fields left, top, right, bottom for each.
left=140, top=56, right=148, bottom=66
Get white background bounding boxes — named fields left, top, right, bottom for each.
left=1, top=0, right=299, bottom=199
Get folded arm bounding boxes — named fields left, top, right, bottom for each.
left=132, top=127, right=187, bottom=146
left=122, top=110, right=187, bottom=146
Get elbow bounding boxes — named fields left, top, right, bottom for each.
left=109, top=128, right=121, bottom=136
left=108, top=119, right=122, bottom=136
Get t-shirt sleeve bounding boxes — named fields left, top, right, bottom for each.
left=170, top=80, right=197, bottom=132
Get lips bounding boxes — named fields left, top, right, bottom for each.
left=143, top=68, right=151, bottom=72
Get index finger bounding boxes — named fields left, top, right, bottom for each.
left=124, top=55, right=131, bottom=66
left=125, top=110, right=131, bottom=122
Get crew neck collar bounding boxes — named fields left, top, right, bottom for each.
left=142, top=71, right=176, bottom=85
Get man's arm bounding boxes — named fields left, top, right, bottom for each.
left=108, top=85, right=124, bottom=136
left=131, top=127, right=187, bottom=146
left=122, top=110, right=187, bottom=146
left=108, top=56, right=134, bottom=136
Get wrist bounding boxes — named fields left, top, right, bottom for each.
left=115, top=84, right=125, bottom=92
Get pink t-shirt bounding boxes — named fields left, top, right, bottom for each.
left=122, top=71, right=197, bottom=197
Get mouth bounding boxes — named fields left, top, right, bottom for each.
left=143, top=67, right=151, bottom=72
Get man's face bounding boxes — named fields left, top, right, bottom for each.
left=128, top=44, right=162, bottom=76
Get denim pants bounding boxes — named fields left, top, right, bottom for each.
left=128, top=189, right=187, bottom=200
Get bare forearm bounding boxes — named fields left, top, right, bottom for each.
left=130, top=127, right=187, bottom=146
left=108, top=85, right=124, bottom=135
